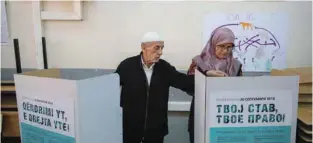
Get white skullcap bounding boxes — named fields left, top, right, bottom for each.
left=141, top=32, right=163, bottom=43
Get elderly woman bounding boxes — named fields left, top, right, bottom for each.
left=187, top=27, right=243, bottom=143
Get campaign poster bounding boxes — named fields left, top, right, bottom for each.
left=17, top=95, right=75, bottom=143
left=203, top=13, right=288, bottom=72
left=207, top=90, right=293, bottom=143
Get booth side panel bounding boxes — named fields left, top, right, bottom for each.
left=194, top=70, right=207, bottom=143
left=76, top=73, right=122, bottom=143
left=289, top=77, right=300, bottom=143
left=13, top=74, right=77, bottom=143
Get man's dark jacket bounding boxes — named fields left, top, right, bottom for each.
left=115, top=53, right=194, bottom=142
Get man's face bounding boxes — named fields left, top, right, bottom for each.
left=141, top=41, right=164, bottom=64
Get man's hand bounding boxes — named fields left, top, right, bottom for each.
left=206, top=70, right=228, bottom=77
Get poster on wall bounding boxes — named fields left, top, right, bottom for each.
left=18, top=95, right=75, bottom=143
left=207, top=90, right=293, bottom=143
left=203, top=13, right=288, bottom=72
left=1, top=1, right=9, bottom=44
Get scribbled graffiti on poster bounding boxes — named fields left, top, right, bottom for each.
left=203, top=13, right=288, bottom=72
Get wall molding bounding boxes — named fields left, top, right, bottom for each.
left=41, top=1, right=83, bottom=21
left=32, top=1, right=44, bottom=69
left=31, top=1, right=84, bottom=69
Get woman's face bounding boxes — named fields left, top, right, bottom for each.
left=215, top=43, right=234, bottom=59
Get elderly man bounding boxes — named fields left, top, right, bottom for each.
left=115, top=32, right=194, bottom=143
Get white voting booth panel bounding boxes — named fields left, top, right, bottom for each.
left=13, top=69, right=122, bottom=143
left=194, top=69, right=299, bottom=143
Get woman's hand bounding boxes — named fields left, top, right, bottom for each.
left=206, top=70, right=228, bottom=77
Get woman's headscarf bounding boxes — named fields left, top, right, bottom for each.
left=192, top=27, right=241, bottom=76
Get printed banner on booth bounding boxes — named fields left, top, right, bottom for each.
left=207, top=90, right=293, bottom=143
left=18, top=95, right=75, bottom=143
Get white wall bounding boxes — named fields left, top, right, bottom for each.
left=2, top=1, right=312, bottom=70
left=1, top=1, right=37, bottom=68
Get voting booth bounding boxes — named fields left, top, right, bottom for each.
left=13, top=69, right=122, bottom=143
left=194, top=69, right=299, bottom=143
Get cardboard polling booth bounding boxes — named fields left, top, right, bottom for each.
left=13, top=69, right=122, bottom=143
left=270, top=67, right=313, bottom=142
left=194, top=69, right=299, bottom=143
left=271, top=67, right=312, bottom=103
